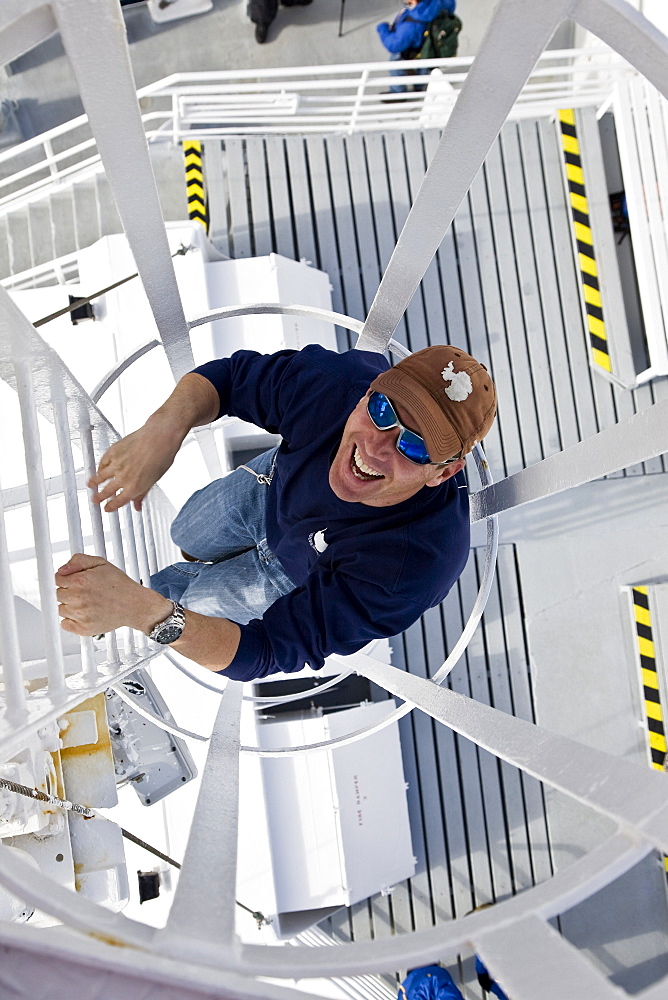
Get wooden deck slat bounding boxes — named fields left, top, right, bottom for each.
left=266, top=136, right=296, bottom=260
left=223, top=139, right=252, bottom=259
left=466, top=166, right=523, bottom=478
left=284, top=138, right=319, bottom=270
left=399, top=620, right=441, bottom=933
left=458, top=563, right=514, bottom=905
left=325, top=136, right=367, bottom=349
left=501, top=123, right=562, bottom=457
left=443, top=575, right=495, bottom=910
left=496, top=545, right=554, bottom=886
left=484, top=137, right=544, bottom=468
left=344, top=133, right=383, bottom=321
left=475, top=548, right=535, bottom=893
left=536, top=118, right=600, bottom=447
left=408, top=611, right=456, bottom=925
left=246, top=137, right=273, bottom=258
left=517, top=119, right=581, bottom=451
left=402, top=132, right=446, bottom=352
left=421, top=132, right=472, bottom=354
left=201, top=140, right=230, bottom=255
left=362, top=132, right=410, bottom=349
left=384, top=132, right=430, bottom=354
left=304, top=136, right=344, bottom=319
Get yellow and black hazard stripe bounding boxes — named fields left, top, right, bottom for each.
left=632, top=586, right=667, bottom=770
left=183, top=140, right=209, bottom=232
left=557, top=109, right=612, bottom=375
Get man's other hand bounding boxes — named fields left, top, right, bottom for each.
left=56, top=553, right=172, bottom=636
left=88, top=423, right=181, bottom=513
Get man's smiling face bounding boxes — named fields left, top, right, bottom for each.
left=329, top=392, right=465, bottom=507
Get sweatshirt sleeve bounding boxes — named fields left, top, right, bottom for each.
left=222, top=568, right=432, bottom=681
left=192, top=348, right=302, bottom=433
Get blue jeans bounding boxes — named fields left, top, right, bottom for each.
left=150, top=448, right=296, bottom=623
left=389, top=51, right=429, bottom=93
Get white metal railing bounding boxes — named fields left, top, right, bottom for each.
left=0, top=280, right=179, bottom=760
left=0, top=47, right=637, bottom=220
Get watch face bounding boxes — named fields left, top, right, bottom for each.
left=156, top=624, right=183, bottom=644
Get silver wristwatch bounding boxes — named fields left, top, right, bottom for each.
left=148, top=601, right=186, bottom=644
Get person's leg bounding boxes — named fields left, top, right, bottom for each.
left=151, top=447, right=296, bottom=621
left=169, top=448, right=277, bottom=563
left=410, top=65, right=430, bottom=92
left=389, top=51, right=408, bottom=93
left=248, top=0, right=277, bottom=41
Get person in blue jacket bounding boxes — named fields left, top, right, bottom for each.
left=399, top=965, right=464, bottom=1000
left=400, top=962, right=510, bottom=1000
left=377, top=0, right=456, bottom=94
left=56, top=344, right=496, bottom=683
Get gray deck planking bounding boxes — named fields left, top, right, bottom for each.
left=484, top=137, right=544, bottom=469
left=303, top=135, right=347, bottom=345
left=492, top=545, right=554, bottom=888
left=500, top=124, right=562, bottom=457
left=405, top=149, right=450, bottom=350
left=284, top=139, right=319, bottom=272
left=225, top=139, right=252, bottom=259
left=324, top=135, right=367, bottom=350
left=266, top=136, right=296, bottom=261
left=212, top=122, right=666, bottom=987
left=202, top=140, right=230, bottom=256
left=465, top=167, right=524, bottom=478
left=517, top=119, right=581, bottom=452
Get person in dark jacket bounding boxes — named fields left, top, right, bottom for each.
left=248, top=0, right=312, bottom=45
left=377, top=0, right=456, bottom=94
left=55, top=345, right=496, bottom=682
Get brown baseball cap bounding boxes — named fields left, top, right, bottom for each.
left=369, top=346, right=496, bottom=462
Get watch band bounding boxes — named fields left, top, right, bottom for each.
left=148, top=601, right=186, bottom=644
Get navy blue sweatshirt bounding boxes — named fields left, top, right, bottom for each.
left=193, top=345, right=470, bottom=680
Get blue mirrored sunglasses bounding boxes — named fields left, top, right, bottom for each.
left=366, top=391, right=434, bottom=465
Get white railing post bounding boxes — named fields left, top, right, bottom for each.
left=0, top=471, right=27, bottom=724
left=14, top=356, right=66, bottom=697
left=52, top=377, right=97, bottom=682
left=79, top=411, right=120, bottom=665
left=348, top=68, right=370, bottom=134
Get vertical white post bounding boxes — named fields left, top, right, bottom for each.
left=0, top=473, right=27, bottom=724
left=79, top=412, right=119, bottom=665
left=122, top=506, right=149, bottom=656
left=14, top=357, right=66, bottom=696
left=132, top=506, right=153, bottom=589
left=142, top=502, right=159, bottom=577
left=52, top=379, right=97, bottom=682
left=349, top=69, right=369, bottom=134
left=51, top=0, right=194, bottom=381
left=98, top=428, right=134, bottom=659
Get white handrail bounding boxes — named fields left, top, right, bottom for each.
left=0, top=48, right=634, bottom=221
